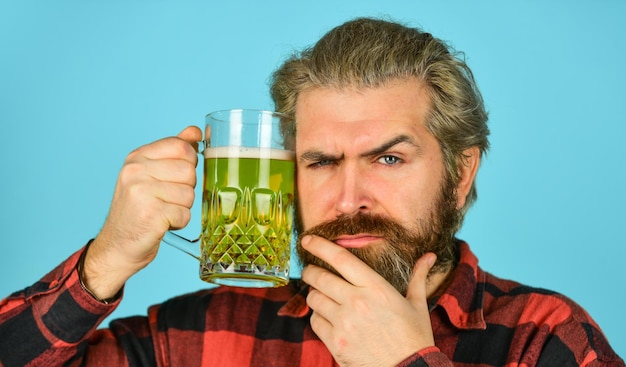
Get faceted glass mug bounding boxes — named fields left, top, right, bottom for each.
left=163, top=109, right=295, bottom=287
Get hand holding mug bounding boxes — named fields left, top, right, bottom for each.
left=84, top=126, right=202, bottom=300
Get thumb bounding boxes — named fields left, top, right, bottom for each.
left=178, top=125, right=203, bottom=144
left=405, top=252, right=437, bottom=309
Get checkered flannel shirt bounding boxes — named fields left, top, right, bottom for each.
left=0, top=241, right=623, bottom=366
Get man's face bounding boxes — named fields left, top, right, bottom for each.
left=293, top=78, right=463, bottom=294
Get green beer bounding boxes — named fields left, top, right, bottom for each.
left=200, top=146, right=295, bottom=287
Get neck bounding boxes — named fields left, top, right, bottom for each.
left=425, top=266, right=455, bottom=302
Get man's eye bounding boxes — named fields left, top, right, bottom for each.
left=309, top=160, right=333, bottom=168
left=378, top=155, right=401, bottom=165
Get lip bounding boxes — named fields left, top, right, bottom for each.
left=333, top=234, right=384, bottom=249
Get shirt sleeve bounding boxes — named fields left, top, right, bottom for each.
left=396, top=346, right=454, bottom=367
left=0, top=244, right=124, bottom=366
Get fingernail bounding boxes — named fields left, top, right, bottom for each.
left=301, top=235, right=312, bottom=247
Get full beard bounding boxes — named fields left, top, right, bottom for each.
left=295, top=174, right=462, bottom=296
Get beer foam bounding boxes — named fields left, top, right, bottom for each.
left=204, top=146, right=295, bottom=161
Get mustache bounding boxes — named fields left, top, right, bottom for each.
left=298, top=213, right=409, bottom=242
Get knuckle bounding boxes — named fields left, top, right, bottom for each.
left=317, top=269, right=334, bottom=285
left=333, top=334, right=349, bottom=353
left=125, top=147, right=143, bottom=162
left=118, top=162, right=145, bottom=186
left=351, top=296, right=371, bottom=316
left=125, top=180, right=147, bottom=198
left=169, top=206, right=191, bottom=229
left=179, top=208, right=192, bottom=227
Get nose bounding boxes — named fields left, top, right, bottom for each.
left=334, top=162, right=372, bottom=217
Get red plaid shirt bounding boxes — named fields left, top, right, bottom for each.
left=0, top=241, right=623, bottom=366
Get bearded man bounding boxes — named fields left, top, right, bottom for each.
left=0, top=17, right=622, bottom=367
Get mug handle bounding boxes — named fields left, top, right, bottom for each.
left=162, top=231, right=201, bottom=260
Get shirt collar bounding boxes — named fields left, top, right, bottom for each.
left=434, top=241, right=487, bottom=330
left=278, top=280, right=311, bottom=318
left=277, top=241, right=487, bottom=331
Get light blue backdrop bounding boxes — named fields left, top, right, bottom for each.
left=1, top=0, right=624, bottom=357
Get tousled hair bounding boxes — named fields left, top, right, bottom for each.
left=270, top=17, right=489, bottom=217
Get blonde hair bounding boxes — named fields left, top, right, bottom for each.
left=271, top=17, right=489, bottom=216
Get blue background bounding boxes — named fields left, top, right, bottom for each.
left=1, top=0, right=624, bottom=357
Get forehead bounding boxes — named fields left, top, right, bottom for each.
left=294, top=79, right=433, bottom=147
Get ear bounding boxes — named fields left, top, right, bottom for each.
left=455, top=146, right=480, bottom=210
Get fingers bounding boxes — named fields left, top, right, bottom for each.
left=405, top=252, right=436, bottom=309
left=149, top=180, right=195, bottom=210
left=303, top=265, right=345, bottom=306
left=119, top=158, right=197, bottom=187
left=300, top=235, right=387, bottom=288
left=131, top=127, right=201, bottom=164
left=308, top=300, right=334, bottom=345
left=117, top=132, right=200, bottom=230
left=96, top=127, right=202, bottom=257
left=157, top=191, right=194, bottom=230
left=131, top=128, right=200, bottom=189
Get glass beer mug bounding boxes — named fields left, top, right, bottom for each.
left=163, top=109, right=295, bottom=288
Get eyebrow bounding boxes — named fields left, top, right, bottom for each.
left=299, top=150, right=343, bottom=163
left=360, top=134, right=421, bottom=158
left=299, top=134, right=420, bottom=163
